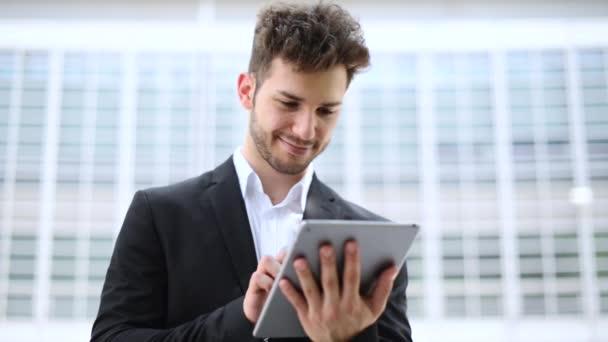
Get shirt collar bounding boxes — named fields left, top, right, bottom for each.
left=232, top=147, right=314, bottom=212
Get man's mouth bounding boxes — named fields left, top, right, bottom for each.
left=278, top=137, right=312, bottom=156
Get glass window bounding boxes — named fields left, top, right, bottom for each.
left=9, top=255, right=35, bottom=280
left=51, top=257, right=76, bottom=280
left=87, top=296, right=100, bottom=318
left=0, top=52, right=15, bottom=82
left=519, top=234, right=543, bottom=279
left=523, top=294, right=545, bottom=315
left=446, top=296, right=467, bottom=316
left=6, top=295, right=33, bottom=318
left=601, top=292, right=608, bottom=314
left=556, top=293, right=581, bottom=315
left=88, top=257, right=110, bottom=281
left=480, top=295, right=502, bottom=316
left=50, top=295, right=74, bottom=318
left=595, top=231, right=608, bottom=278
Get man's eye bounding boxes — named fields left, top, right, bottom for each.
left=317, top=107, right=335, bottom=116
left=280, top=101, right=298, bottom=109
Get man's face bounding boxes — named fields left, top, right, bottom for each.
left=244, top=58, right=348, bottom=175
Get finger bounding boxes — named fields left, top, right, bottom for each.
left=275, top=247, right=288, bottom=264
left=250, top=271, right=275, bottom=292
left=294, top=258, right=322, bottom=311
left=319, top=244, right=340, bottom=306
left=365, top=266, right=398, bottom=317
left=341, top=240, right=361, bottom=301
left=259, top=255, right=281, bottom=279
left=279, top=278, right=308, bottom=314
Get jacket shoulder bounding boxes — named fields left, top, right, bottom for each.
left=137, top=170, right=214, bottom=206
left=340, top=198, right=388, bottom=222
left=318, top=183, right=387, bottom=222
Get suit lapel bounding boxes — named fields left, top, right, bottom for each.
left=200, top=161, right=341, bottom=293
left=303, top=174, right=341, bottom=220
left=202, top=157, right=257, bottom=292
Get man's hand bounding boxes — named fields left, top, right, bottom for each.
left=279, top=241, right=398, bottom=342
left=243, top=249, right=287, bottom=323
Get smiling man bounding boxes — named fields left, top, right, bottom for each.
left=91, top=2, right=412, bottom=342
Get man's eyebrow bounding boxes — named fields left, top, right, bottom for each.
left=320, top=100, right=342, bottom=107
left=277, top=90, right=342, bottom=107
left=277, top=91, right=304, bottom=102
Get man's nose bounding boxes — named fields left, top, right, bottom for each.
left=291, top=110, right=315, bottom=142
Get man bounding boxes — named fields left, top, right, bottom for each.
left=91, top=2, right=412, bottom=341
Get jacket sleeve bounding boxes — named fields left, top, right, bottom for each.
left=90, top=191, right=256, bottom=342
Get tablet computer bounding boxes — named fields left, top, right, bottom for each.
left=252, top=219, right=419, bottom=338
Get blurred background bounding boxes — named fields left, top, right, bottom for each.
left=0, top=0, right=607, bottom=341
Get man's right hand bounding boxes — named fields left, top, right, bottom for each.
left=243, top=249, right=287, bottom=323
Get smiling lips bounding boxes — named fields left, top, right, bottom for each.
left=278, top=137, right=313, bottom=156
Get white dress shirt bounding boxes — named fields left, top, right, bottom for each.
left=233, top=147, right=314, bottom=260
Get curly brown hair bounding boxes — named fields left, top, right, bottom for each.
left=248, top=1, right=370, bottom=88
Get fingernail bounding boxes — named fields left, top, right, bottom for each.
left=295, top=260, right=305, bottom=271
left=347, top=242, right=356, bottom=255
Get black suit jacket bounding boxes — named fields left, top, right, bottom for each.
left=91, top=157, right=412, bottom=341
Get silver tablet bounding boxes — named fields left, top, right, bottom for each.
left=252, top=219, right=419, bottom=338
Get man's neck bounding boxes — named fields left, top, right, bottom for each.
left=242, top=140, right=306, bottom=205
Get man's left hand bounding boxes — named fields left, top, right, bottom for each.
left=279, top=240, right=398, bottom=342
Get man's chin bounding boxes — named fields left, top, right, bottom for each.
left=268, top=156, right=310, bottom=175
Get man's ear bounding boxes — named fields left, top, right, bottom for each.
left=237, top=72, right=256, bottom=110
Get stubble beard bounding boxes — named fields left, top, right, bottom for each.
left=249, top=109, right=328, bottom=175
